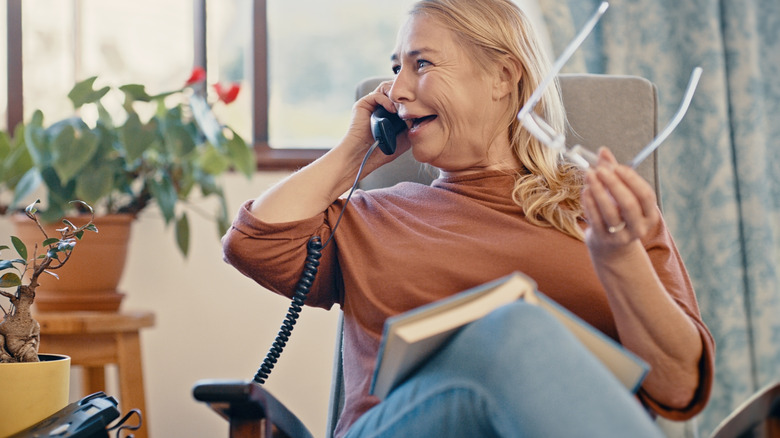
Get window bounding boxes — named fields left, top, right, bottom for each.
left=22, top=0, right=193, bottom=123
left=249, top=0, right=418, bottom=168
left=4, top=0, right=419, bottom=169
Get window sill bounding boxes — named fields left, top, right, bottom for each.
left=254, top=143, right=327, bottom=170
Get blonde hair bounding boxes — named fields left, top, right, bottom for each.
left=410, top=0, right=585, bottom=240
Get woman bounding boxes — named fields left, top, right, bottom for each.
left=223, top=0, right=714, bottom=436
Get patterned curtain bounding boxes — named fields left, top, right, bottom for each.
left=538, top=0, right=780, bottom=436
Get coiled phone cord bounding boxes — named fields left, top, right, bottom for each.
left=253, top=141, right=380, bottom=384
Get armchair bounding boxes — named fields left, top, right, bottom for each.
left=193, top=73, right=662, bottom=438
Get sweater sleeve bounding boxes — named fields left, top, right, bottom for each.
left=637, top=214, right=715, bottom=420
left=221, top=199, right=344, bottom=310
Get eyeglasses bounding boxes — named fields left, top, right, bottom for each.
left=521, top=67, right=702, bottom=169
left=517, top=0, right=703, bottom=169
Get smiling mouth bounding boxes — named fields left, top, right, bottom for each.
left=409, top=115, right=437, bottom=130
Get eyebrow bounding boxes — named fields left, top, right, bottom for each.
left=391, top=47, right=439, bottom=62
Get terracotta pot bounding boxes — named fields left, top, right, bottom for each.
left=12, top=214, right=134, bottom=312
left=0, top=354, right=70, bottom=436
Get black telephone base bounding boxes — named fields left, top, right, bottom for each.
left=9, top=392, right=120, bottom=438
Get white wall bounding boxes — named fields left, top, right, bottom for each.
left=122, top=171, right=340, bottom=437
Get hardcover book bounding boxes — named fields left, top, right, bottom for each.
left=370, top=271, right=650, bottom=400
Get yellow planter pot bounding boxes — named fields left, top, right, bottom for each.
left=0, top=354, right=70, bottom=437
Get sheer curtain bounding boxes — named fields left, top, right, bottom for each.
left=538, top=0, right=780, bottom=436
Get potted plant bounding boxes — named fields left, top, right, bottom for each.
left=0, top=68, right=254, bottom=311
left=0, top=200, right=97, bottom=436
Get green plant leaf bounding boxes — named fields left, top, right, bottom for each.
left=0, top=260, right=18, bottom=270
left=2, top=140, right=35, bottom=191
left=224, top=128, right=255, bottom=178
left=11, top=236, right=27, bottom=260
left=216, top=196, right=230, bottom=237
left=68, top=76, right=110, bottom=108
left=24, top=199, right=40, bottom=215
left=58, top=239, right=76, bottom=251
left=40, top=168, right=76, bottom=221
left=11, top=169, right=42, bottom=208
left=197, top=171, right=218, bottom=196
left=0, top=272, right=22, bottom=288
left=175, top=213, right=190, bottom=257
left=164, top=123, right=196, bottom=157
left=24, top=111, right=53, bottom=167
left=121, top=113, right=158, bottom=162
left=119, top=84, right=153, bottom=103
left=148, top=174, right=178, bottom=223
left=42, top=238, right=60, bottom=246
left=51, top=123, right=99, bottom=183
left=197, top=144, right=230, bottom=175
left=75, top=164, right=114, bottom=205
left=0, top=130, right=9, bottom=160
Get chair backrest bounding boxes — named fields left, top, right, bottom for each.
left=356, top=74, right=660, bottom=203
left=325, top=74, right=661, bottom=437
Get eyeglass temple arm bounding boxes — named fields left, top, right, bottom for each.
left=629, top=66, right=703, bottom=169
left=517, top=1, right=609, bottom=121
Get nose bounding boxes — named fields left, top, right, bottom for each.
left=388, top=68, right=415, bottom=104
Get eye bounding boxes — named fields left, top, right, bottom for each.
left=416, top=59, right=432, bottom=70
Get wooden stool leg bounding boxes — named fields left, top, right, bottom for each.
left=82, top=366, right=107, bottom=395
left=116, top=331, right=149, bottom=438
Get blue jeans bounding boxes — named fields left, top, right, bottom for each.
left=345, top=301, right=664, bottom=437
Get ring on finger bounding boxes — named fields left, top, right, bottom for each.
left=607, top=221, right=626, bottom=234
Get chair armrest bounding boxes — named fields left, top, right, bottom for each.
left=193, top=379, right=314, bottom=438
left=710, top=381, right=780, bottom=438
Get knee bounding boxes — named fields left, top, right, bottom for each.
left=422, top=302, right=561, bottom=372
left=463, top=301, right=563, bottom=347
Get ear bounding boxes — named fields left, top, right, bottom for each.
left=493, top=57, right=522, bottom=101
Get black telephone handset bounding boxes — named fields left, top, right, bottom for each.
left=370, top=106, right=407, bottom=155
left=253, top=106, right=407, bottom=385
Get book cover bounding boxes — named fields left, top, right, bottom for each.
left=369, top=271, right=650, bottom=400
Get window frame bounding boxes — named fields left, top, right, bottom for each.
left=250, top=0, right=325, bottom=169
left=3, top=0, right=326, bottom=171
left=5, top=0, right=22, bottom=135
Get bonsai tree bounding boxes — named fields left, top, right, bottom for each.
left=0, top=67, right=254, bottom=257
left=0, top=200, right=97, bottom=363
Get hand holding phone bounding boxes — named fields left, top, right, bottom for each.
left=370, top=107, right=407, bottom=155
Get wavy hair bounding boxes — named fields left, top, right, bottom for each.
left=410, top=0, right=586, bottom=240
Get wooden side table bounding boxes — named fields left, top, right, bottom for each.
left=34, top=310, right=155, bottom=438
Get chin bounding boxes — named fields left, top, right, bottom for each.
left=410, top=144, right=443, bottom=166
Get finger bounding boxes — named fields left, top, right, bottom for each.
left=358, top=80, right=395, bottom=110
left=369, top=81, right=397, bottom=109
left=581, top=186, right=605, bottom=230
left=373, top=80, right=394, bottom=95
left=582, top=186, right=625, bottom=237
left=586, top=169, right=625, bottom=230
left=596, top=147, right=619, bottom=168
left=615, top=165, right=659, bottom=219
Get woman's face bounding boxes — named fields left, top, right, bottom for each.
left=389, top=14, right=518, bottom=175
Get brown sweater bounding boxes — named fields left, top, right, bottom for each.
left=223, top=170, right=714, bottom=436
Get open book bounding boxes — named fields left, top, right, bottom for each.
left=369, top=271, right=650, bottom=400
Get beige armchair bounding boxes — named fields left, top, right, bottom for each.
left=193, top=73, right=663, bottom=438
